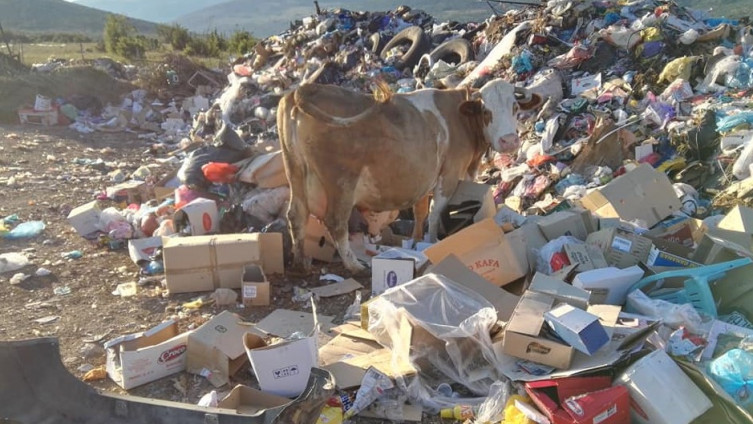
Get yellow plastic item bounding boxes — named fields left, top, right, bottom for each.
left=656, top=158, right=687, bottom=174
left=316, top=405, right=343, bottom=424
left=658, top=56, right=699, bottom=83
left=503, top=395, right=535, bottom=424
left=440, top=404, right=476, bottom=420
left=640, top=27, right=663, bottom=42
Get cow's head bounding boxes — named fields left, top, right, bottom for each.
left=471, top=79, right=543, bottom=152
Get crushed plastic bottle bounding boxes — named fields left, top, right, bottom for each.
left=62, top=250, right=83, bottom=260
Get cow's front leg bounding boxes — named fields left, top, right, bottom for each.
left=427, top=191, right=451, bottom=243
left=323, top=193, right=365, bottom=274
left=411, top=194, right=430, bottom=243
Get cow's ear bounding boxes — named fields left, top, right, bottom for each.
left=459, top=100, right=484, bottom=116
left=517, top=93, right=544, bottom=111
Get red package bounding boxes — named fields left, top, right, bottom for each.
left=202, top=162, right=239, bottom=184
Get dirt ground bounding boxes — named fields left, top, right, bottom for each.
left=0, top=124, right=414, bottom=422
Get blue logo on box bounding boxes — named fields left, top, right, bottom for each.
left=387, top=271, right=398, bottom=288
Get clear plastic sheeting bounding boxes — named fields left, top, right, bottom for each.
left=367, top=273, right=502, bottom=405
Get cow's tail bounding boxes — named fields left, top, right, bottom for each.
left=293, top=89, right=378, bottom=127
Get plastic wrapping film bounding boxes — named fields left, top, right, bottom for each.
left=367, top=273, right=503, bottom=411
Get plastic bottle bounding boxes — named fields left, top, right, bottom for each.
left=62, top=250, right=83, bottom=260
left=440, top=404, right=478, bottom=420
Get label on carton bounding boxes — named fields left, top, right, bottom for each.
left=593, top=405, right=617, bottom=424
left=243, top=285, right=258, bottom=298
left=611, top=236, right=632, bottom=253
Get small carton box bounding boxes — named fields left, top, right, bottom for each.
left=424, top=218, right=525, bottom=287
left=617, top=349, right=712, bottom=424
left=304, top=215, right=337, bottom=262
left=564, top=243, right=608, bottom=272
left=525, top=377, right=630, bottom=424
left=586, top=228, right=653, bottom=268
left=371, top=257, right=416, bottom=296
left=105, top=180, right=154, bottom=204
left=163, top=233, right=283, bottom=294
left=544, top=304, right=609, bottom=355
left=105, top=321, right=189, bottom=390
left=186, top=311, right=253, bottom=387
left=173, top=197, right=219, bottom=236
left=537, top=211, right=589, bottom=241
left=646, top=246, right=700, bottom=270
left=127, top=236, right=162, bottom=265
left=66, top=200, right=101, bottom=237
left=572, top=266, right=644, bottom=305
left=242, top=265, right=270, bottom=306
left=244, top=332, right=318, bottom=398
left=217, top=384, right=290, bottom=414
left=580, top=164, right=682, bottom=228
left=443, top=181, right=496, bottom=235
left=645, top=216, right=707, bottom=248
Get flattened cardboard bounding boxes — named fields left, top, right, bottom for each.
left=586, top=228, right=653, bottom=268
left=371, top=257, right=415, bottom=295
left=217, top=384, right=290, bottom=414
left=186, top=311, right=256, bottom=387
left=537, top=211, right=589, bottom=241
left=544, top=304, right=609, bottom=355
left=173, top=197, right=218, bottom=235
left=163, top=233, right=283, bottom=294
left=505, top=221, right=549, bottom=274
left=702, top=320, right=753, bottom=360
left=67, top=200, right=101, bottom=237
left=105, top=321, right=189, bottom=390
left=617, top=349, right=712, bottom=424
left=424, top=218, right=524, bottom=287
left=528, top=273, right=591, bottom=310
left=427, top=254, right=520, bottom=321
left=244, top=331, right=318, bottom=398
left=127, top=236, right=162, bottom=265
left=242, top=264, right=270, bottom=306
left=710, top=205, right=753, bottom=251
left=580, top=164, right=682, bottom=228
left=304, top=215, right=337, bottom=262
left=309, top=278, right=363, bottom=298
left=256, top=309, right=334, bottom=339
left=236, top=151, right=288, bottom=189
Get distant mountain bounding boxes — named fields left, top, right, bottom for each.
left=174, top=0, right=499, bottom=37
left=0, top=0, right=158, bottom=35
left=69, top=0, right=228, bottom=23
left=174, top=0, right=751, bottom=38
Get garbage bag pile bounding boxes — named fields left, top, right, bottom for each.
left=51, top=0, right=753, bottom=423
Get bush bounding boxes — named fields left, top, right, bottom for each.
left=157, top=24, right=190, bottom=51
left=228, top=30, right=258, bottom=56
left=104, top=15, right=133, bottom=55
left=183, top=30, right=226, bottom=58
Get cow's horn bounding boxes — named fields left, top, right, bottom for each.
left=514, top=87, right=532, bottom=102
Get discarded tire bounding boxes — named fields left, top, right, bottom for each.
left=429, top=38, right=474, bottom=65
left=368, top=32, right=390, bottom=55
left=380, top=26, right=430, bottom=70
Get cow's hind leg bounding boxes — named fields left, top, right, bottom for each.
left=324, top=192, right=365, bottom=274
left=427, top=180, right=457, bottom=242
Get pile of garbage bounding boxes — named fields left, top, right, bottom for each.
left=11, top=0, right=753, bottom=423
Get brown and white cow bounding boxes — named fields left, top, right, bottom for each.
left=278, top=79, right=542, bottom=272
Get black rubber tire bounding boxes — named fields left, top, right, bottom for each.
left=429, top=38, right=474, bottom=65
left=379, top=26, right=431, bottom=71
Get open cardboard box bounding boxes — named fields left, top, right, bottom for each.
left=244, top=332, right=318, bottom=398
left=424, top=218, right=524, bottom=287
left=525, top=376, right=630, bottom=424
left=105, top=321, right=189, bottom=390
left=586, top=228, right=653, bottom=268
left=173, top=197, right=219, bottom=236
left=217, top=384, right=291, bottom=414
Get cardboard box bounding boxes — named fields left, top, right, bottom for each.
left=572, top=266, right=644, bottom=305
left=242, top=265, right=270, bottom=306
left=645, top=216, right=707, bottom=248
left=66, top=200, right=102, bottom=237
left=564, top=243, right=608, bottom=272
left=537, top=211, right=589, bottom=241
left=173, top=197, right=218, bottom=236
left=525, top=376, right=630, bottom=424
left=304, top=215, right=337, bottom=262
left=163, top=233, right=283, bottom=294
left=428, top=254, right=520, bottom=321
left=544, top=304, right=609, bottom=355
left=186, top=311, right=255, bottom=387
left=617, top=349, right=712, bottom=424
left=580, top=164, right=682, bottom=228
left=105, top=180, right=154, bottom=204
left=505, top=221, right=549, bottom=274
left=371, top=257, right=415, bottom=295
left=442, top=181, right=496, bottom=235
left=424, top=218, right=524, bottom=287
left=646, top=246, right=700, bottom=270
left=217, top=384, right=290, bottom=414
left=709, top=205, right=753, bottom=251
left=586, top=228, right=653, bottom=268
left=528, top=273, right=591, bottom=310
left=105, top=321, right=189, bottom=390
left=244, top=332, right=318, bottom=398
left=127, top=236, right=162, bottom=265
left=235, top=151, right=288, bottom=189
